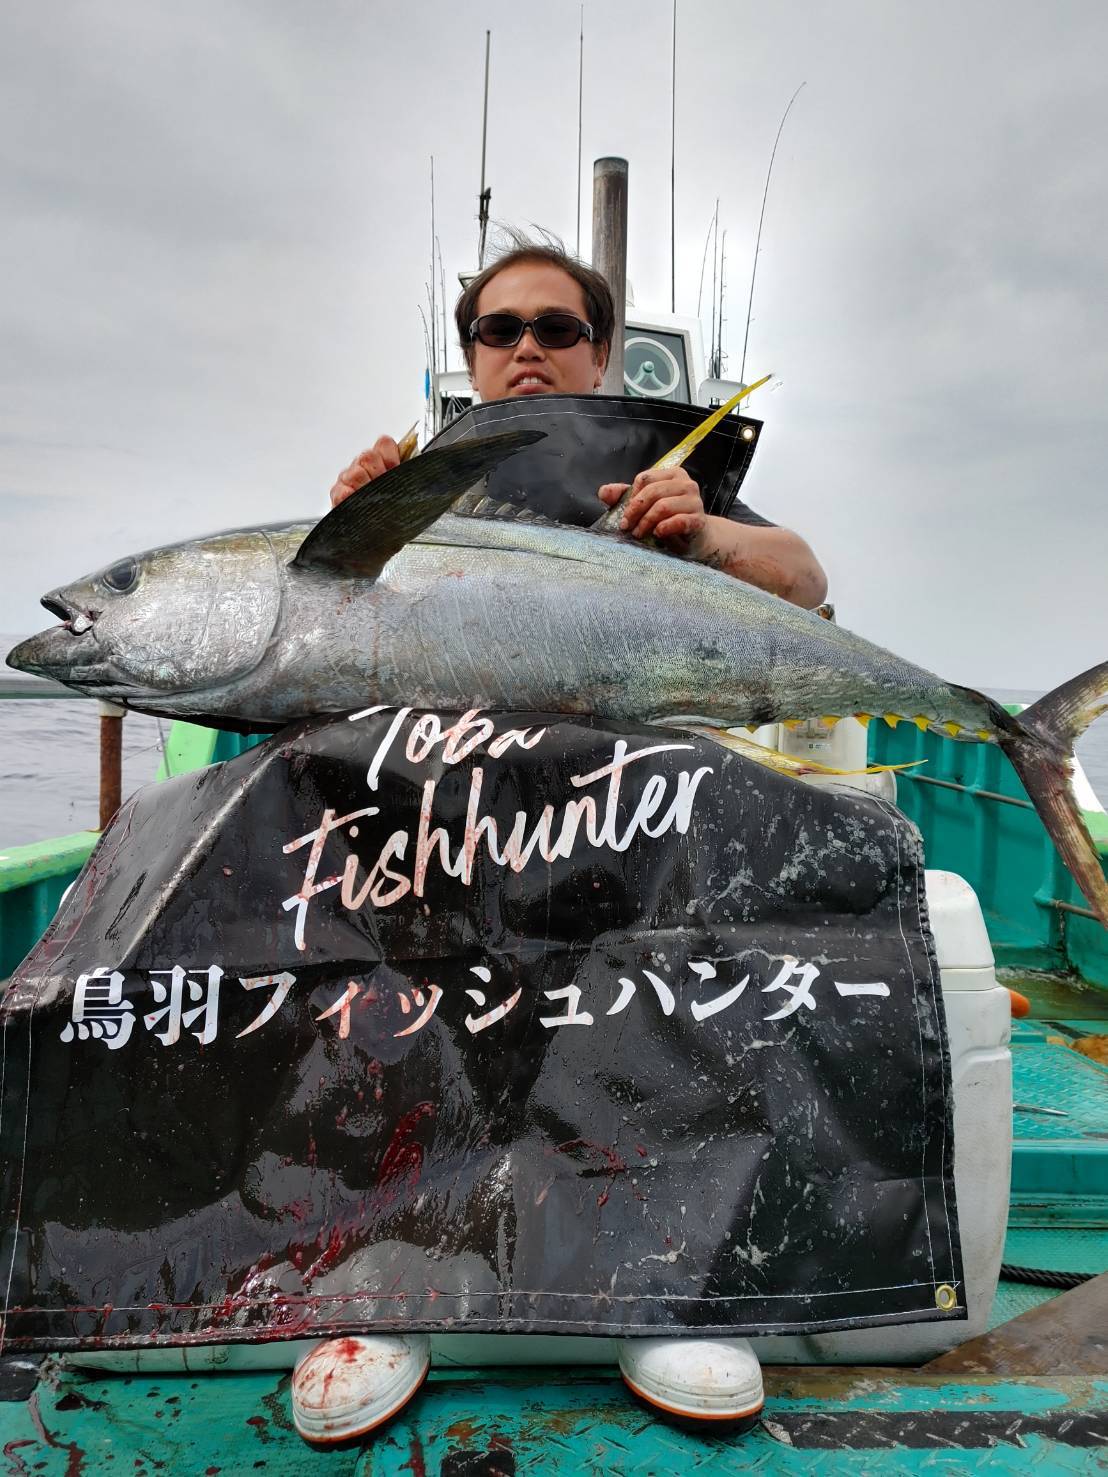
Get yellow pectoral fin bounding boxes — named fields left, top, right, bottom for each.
left=653, top=375, right=772, bottom=470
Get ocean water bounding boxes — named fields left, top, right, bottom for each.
left=0, top=646, right=1105, bottom=850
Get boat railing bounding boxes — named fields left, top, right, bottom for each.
left=0, top=680, right=265, bottom=980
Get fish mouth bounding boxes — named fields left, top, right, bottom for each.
left=5, top=593, right=121, bottom=692
left=39, top=588, right=103, bottom=631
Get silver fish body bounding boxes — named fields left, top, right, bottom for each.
left=233, top=514, right=997, bottom=737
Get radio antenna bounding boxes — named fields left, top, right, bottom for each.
left=740, top=81, right=805, bottom=387
left=477, top=31, right=492, bottom=268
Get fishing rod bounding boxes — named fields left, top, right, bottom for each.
left=437, top=239, right=447, bottom=373
left=477, top=31, right=492, bottom=268
left=739, top=81, right=805, bottom=389
left=696, top=201, right=717, bottom=320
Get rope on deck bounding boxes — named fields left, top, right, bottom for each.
left=1000, top=1263, right=1097, bottom=1290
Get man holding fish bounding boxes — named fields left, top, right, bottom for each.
left=292, top=241, right=803, bottom=1443
left=330, top=241, right=828, bottom=610
left=289, top=242, right=824, bottom=1445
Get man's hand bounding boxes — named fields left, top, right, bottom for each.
left=597, top=466, right=707, bottom=550
left=597, top=467, right=828, bottom=607
left=330, top=436, right=402, bottom=508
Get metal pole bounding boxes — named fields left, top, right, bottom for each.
left=592, top=156, right=627, bottom=396
left=429, top=155, right=438, bottom=385
left=98, top=700, right=124, bottom=829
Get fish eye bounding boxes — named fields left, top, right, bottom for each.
left=101, top=558, right=139, bottom=594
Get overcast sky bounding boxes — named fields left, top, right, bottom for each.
left=3, top=0, right=1106, bottom=691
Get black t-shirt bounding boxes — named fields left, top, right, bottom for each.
left=725, top=497, right=775, bottom=528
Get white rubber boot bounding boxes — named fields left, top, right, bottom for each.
left=617, top=1336, right=764, bottom=1429
left=291, top=1333, right=431, bottom=1445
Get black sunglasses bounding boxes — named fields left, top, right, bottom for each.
left=468, top=311, right=595, bottom=350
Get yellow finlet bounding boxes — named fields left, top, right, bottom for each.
left=976, top=728, right=992, bottom=741
left=821, top=716, right=840, bottom=729
left=944, top=721, right=962, bottom=737
left=914, top=716, right=930, bottom=732
left=855, top=713, right=872, bottom=728
left=782, top=718, right=802, bottom=731
left=884, top=713, right=901, bottom=729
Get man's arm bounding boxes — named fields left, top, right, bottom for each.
left=695, top=515, right=827, bottom=609
left=598, top=467, right=827, bottom=609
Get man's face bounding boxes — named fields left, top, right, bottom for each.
left=469, top=261, right=609, bottom=401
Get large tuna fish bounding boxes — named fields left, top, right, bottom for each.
left=8, top=432, right=1108, bottom=925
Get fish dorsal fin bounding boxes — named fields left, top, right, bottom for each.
left=450, top=489, right=559, bottom=525
left=450, top=488, right=492, bottom=517
left=291, top=429, right=544, bottom=577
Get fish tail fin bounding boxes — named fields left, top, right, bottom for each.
left=997, top=660, right=1108, bottom=928
left=1019, top=661, right=1108, bottom=749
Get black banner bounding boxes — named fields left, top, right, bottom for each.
left=0, top=710, right=963, bottom=1350
left=427, top=394, right=763, bottom=524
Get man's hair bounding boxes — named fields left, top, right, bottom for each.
left=454, top=228, right=615, bottom=369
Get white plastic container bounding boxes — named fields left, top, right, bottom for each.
left=72, top=871, right=1011, bottom=1373
left=751, top=715, right=898, bottom=804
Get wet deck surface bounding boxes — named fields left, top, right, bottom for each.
left=1003, top=969, right=1108, bottom=1023
left=0, top=1358, right=1105, bottom=1473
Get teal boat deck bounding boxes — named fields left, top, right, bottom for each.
left=2, top=1361, right=1104, bottom=1473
